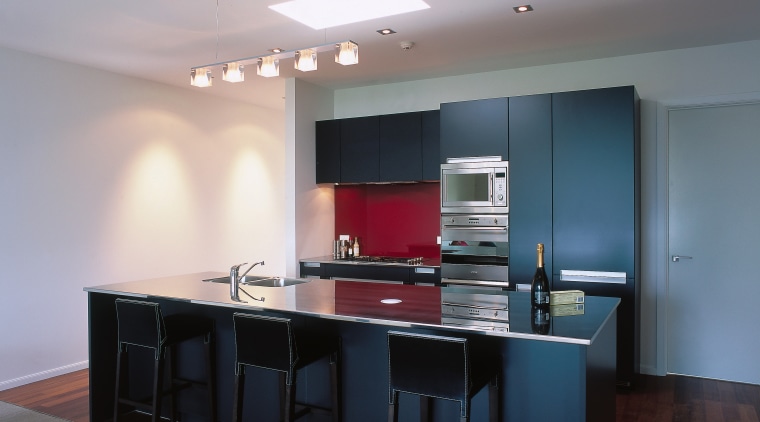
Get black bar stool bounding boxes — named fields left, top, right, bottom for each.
left=113, top=298, right=217, bottom=422
left=232, top=312, right=342, bottom=422
left=387, top=330, right=500, bottom=422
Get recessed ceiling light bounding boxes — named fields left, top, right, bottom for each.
left=513, top=5, right=533, bottom=13
left=377, top=28, right=397, bottom=35
left=269, top=0, right=430, bottom=30
left=269, top=48, right=284, bottom=53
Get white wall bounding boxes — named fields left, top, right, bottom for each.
left=0, top=47, right=287, bottom=389
left=332, top=39, right=760, bottom=375
left=284, top=79, right=336, bottom=277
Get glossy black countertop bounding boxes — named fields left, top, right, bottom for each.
left=84, top=272, right=618, bottom=345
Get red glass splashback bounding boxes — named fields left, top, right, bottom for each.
left=335, top=183, right=440, bottom=258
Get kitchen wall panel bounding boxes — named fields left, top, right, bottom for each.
left=334, top=183, right=440, bottom=258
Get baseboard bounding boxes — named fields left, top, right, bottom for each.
left=639, top=363, right=660, bottom=376
left=0, top=361, right=89, bottom=391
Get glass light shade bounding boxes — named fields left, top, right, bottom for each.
left=257, top=56, right=280, bottom=77
left=222, top=62, right=244, bottom=83
left=190, top=68, right=212, bottom=87
left=335, top=41, right=358, bottom=65
left=294, top=48, right=317, bottom=72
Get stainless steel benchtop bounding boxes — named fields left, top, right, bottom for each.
left=84, top=272, right=618, bottom=345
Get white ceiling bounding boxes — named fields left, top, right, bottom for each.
left=1, top=0, right=759, bottom=111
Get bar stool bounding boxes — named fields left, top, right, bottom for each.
left=113, top=298, right=217, bottom=422
left=387, top=330, right=500, bottom=422
left=232, top=312, right=341, bottom=422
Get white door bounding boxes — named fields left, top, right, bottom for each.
left=667, top=102, right=760, bottom=384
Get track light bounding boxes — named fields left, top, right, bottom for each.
left=190, top=68, right=212, bottom=87
left=257, top=56, right=280, bottom=77
left=295, top=48, right=317, bottom=72
left=222, top=62, right=244, bottom=83
left=335, top=41, right=359, bottom=66
left=190, top=40, right=357, bottom=85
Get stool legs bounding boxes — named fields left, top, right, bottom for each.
left=330, top=349, right=342, bottom=422
left=488, top=374, right=500, bottom=422
left=150, top=356, right=165, bottom=422
left=204, top=332, right=217, bottom=422
left=113, top=346, right=127, bottom=422
left=388, top=391, right=399, bottom=422
left=420, top=396, right=431, bottom=421
left=232, top=366, right=245, bottom=422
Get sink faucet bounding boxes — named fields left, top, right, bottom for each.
left=230, top=261, right=265, bottom=302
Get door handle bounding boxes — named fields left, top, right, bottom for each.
left=671, top=255, right=693, bottom=262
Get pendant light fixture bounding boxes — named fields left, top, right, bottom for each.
left=190, top=68, right=213, bottom=87
left=294, top=48, right=317, bottom=72
left=189, top=0, right=361, bottom=86
left=222, top=62, right=244, bottom=83
left=190, top=40, right=358, bottom=86
left=335, top=41, right=359, bottom=66
left=257, top=56, right=280, bottom=77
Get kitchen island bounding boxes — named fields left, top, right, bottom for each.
left=85, top=272, right=618, bottom=422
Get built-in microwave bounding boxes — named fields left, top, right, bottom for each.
left=441, top=157, right=508, bottom=214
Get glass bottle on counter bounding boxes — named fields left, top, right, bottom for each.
left=347, top=238, right=354, bottom=258
left=531, top=243, right=550, bottom=308
left=353, top=237, right=361, bottom=257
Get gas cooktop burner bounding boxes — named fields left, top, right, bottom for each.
left=343, top=256, right=425, bottom=265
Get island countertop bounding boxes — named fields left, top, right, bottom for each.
left=84, top=271, right=618, bottom=345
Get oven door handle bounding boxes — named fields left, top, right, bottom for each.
left=441, top=226, right=507, bottom=231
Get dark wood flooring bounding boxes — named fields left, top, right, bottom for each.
left=0, top=369, right=758, bottom=421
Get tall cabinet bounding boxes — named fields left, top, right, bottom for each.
left=507, top=94, right=553, bottom=285
left=551, top=86, right=640, bottom=387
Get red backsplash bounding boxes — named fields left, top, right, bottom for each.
left=335, top=183, right=440, bottom=258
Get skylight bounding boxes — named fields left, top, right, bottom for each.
left=269, top=0, right=430, bottom=30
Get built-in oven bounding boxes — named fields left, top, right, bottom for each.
left=441, top=157, right=508, bottom=214
left=440, top=214, right=510, bottom=289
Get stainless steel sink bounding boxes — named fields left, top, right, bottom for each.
left=202, top=275, right=310, bottom=287
left=245, top=277, right=310, bottom=287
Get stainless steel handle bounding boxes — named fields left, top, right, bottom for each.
left=672, top=255, right=693, bottom=262
left=489, top=173, right=494, bottom=202
left=441, top=226, right=507, bottom=231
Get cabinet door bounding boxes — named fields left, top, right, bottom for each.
left=315, top=120, right=341, bottom=183
left=379, top=112, right=422, bottom=182
left=341, top=116, right=379, bottom=183
left=552, top=86, right=637, bottom=277
left=421, top=110, right=441, bottom=181
left=440, top=97, right=508, bottom=162
left=508, top=94, right=553, bottom=285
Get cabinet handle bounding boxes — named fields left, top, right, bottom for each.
left=671, top=255, right=693, bottom=262
left=303, top=262, right=321, bottom=268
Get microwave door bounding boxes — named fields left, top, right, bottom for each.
left=441, top=168, right=494, bottom=208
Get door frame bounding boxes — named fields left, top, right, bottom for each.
left=655, top=91, right=760, bottom=376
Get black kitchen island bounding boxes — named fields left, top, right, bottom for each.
left=85, top=273, right=618, bottom=422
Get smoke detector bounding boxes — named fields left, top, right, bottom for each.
left=400, top=41, right=415, bottom=51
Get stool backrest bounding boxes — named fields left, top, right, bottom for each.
left=233, top=313, right=297, bottom=379
left=387, top=330, right=470, bottom=401
left=115, top=299, right=166, bottom=357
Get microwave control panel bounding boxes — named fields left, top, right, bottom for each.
left=493, top=169, right=508, bottom=206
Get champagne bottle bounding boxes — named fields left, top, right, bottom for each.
left=531, top=306, right=551, bottom=334
left=531, top=243, right=550, bottom=308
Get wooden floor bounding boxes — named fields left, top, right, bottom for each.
left=0, top=369, right=758, bottom=421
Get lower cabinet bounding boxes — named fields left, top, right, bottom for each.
left=299, top=261, right=441, bottom=285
